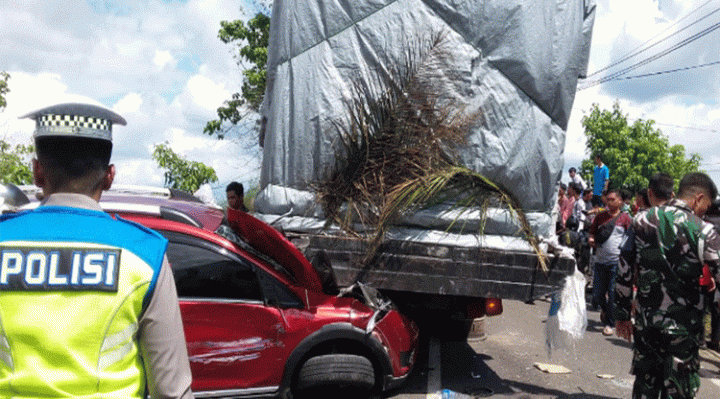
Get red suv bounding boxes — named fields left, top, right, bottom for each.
left=11, top=186, right=419, bottom=398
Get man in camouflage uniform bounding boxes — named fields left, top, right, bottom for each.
left=616, top=172, right=720, bottom=398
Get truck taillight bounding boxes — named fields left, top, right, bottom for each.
left=466, top=297, right=503, bottom=318
left=485, top=298, right=503, bottom=316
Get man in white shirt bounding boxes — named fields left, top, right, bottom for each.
left=569, top=167, right=586, bottom=191
left=568, top=182, right=586, bottom=230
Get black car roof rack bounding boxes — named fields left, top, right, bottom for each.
left=100, top=202, right=203, bottom=228
left=18, top=184, right=207, bottom=204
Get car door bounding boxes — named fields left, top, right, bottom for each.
left=159, top=230, right=290, bottom=394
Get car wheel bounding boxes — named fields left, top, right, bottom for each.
left=296, top=354, right=375, bottom=391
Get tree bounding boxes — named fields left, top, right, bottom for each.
left=0, top=72, right=9, bottom=112
left=152, top=143, right=218, bottom=193
left=579, top=102, right=701, bottom=194
left=0, top=72, right=33, bottom=186
left=204, top=12, right=270, bottom=139
left=0, top=140, right=34, bottom=185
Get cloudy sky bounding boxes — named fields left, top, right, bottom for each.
left=566, top=0, right=720, bottom=184
left=0, top=0, right=261, bottom=201
left=1, top=0, right=719, bottom=202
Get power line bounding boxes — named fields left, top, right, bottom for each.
left=628, top=119, right=720, bottom=133
left=580, top=19, right=720, bottom=89
left=592, top=20, right=720, bottom=84
left=587, top=0, right=720, bottom=78
left=596, top=60, right=720, bottom=83
left=569, top=109, right=720, bottom=134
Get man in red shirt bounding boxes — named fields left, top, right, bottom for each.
left=560, top=183, right=575, bottom=230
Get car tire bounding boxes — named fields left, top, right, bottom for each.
left=296, top=354, right=375, bottom=391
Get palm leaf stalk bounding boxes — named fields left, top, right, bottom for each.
left=315, top=31, right=547, bottom=271
left=378, top=167, right=547, bottom=271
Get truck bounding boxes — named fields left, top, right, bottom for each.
left=251, top=0, right=597, bottom=334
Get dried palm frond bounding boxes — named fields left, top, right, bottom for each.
left=314, top=30, right=547, bottom=270
left=379, top=167, right=546, bottom=270
left=317, top=31, right=468, bottom=225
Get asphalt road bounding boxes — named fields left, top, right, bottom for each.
left=387, top=298, right=720, bottom=399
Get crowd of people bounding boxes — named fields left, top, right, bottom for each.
left=557, top=152, right=720, bottom=399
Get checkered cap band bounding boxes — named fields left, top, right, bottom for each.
left=34, top=113, right=112, bottom=141
left=40, top=113, right=110, bottom=130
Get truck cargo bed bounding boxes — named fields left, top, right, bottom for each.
left=304, top=235, right=575, bottom=302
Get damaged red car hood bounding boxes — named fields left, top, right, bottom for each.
left=226, top=207, right=324, bottom=293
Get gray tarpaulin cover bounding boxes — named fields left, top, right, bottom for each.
left=255, top=0, right=596, bottom=242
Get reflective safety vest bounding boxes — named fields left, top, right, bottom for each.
left=0, top=206, right=167, bottom=398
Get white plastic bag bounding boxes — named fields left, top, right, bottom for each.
left=558, top=267, right=587, bottom=339
left=545, top=267, right=587, bottom=356
left=545, top=293, right=562, bottom=356
left=193, top=184, right=218, bottom=207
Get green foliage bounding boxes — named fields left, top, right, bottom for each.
left=0, top=73, right=33, bottom=185
left=579, top=102, right=701, bottom=193
left=0, top=71, right=10, bottom=112
left=0, top=140, right=34, bottom=185
left=205, top=13, right=270, bottom=139
left=152, top=143, right=218, bottom=193
left=244, top=182, right=260, bottom=212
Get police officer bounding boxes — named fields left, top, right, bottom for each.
left=615, top=172, right=720, bottom=399
left=0, top=103, right=193, bottom=398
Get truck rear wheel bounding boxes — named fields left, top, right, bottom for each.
left=296, top=354, right=375, bottom=391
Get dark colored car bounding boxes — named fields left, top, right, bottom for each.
left=9, top=185, right=419, bottom=398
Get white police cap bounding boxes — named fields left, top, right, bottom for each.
left=20, top=103, right=126, bottom=142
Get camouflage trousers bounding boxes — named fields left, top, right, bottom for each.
left=631, top=327, right=701, bottom=399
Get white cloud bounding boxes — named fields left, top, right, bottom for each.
left=708, top=107, right=720, bottom=122
left=114, top=93, right=144, bottom=115
left=0, top=0, right=242, bottom=102
left=113, top=158, right=166, bottom=188
left=153, top=50, right=176, bottom=71
left=1, top=70, right=253, bottom=194
left=182, top=73, right=230, bottom=113
left=0, top=71, right=101, bottom=145
left=6, top=72, right=100, bottom=111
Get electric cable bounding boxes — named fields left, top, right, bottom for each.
left=595, top=20, right=720, bottom=82
left=587, top=0, right=719, bottom=77
left=580, top=19, right=720, bottom=89
left=627, top=119, right=720, bottom=134
left=597, top=60, right=720, bottom=82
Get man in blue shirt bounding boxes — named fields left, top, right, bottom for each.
left=593, top=153, right=609, bottom=207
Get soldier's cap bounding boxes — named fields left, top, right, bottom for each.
left=20, top=103, right=126, bottom=142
